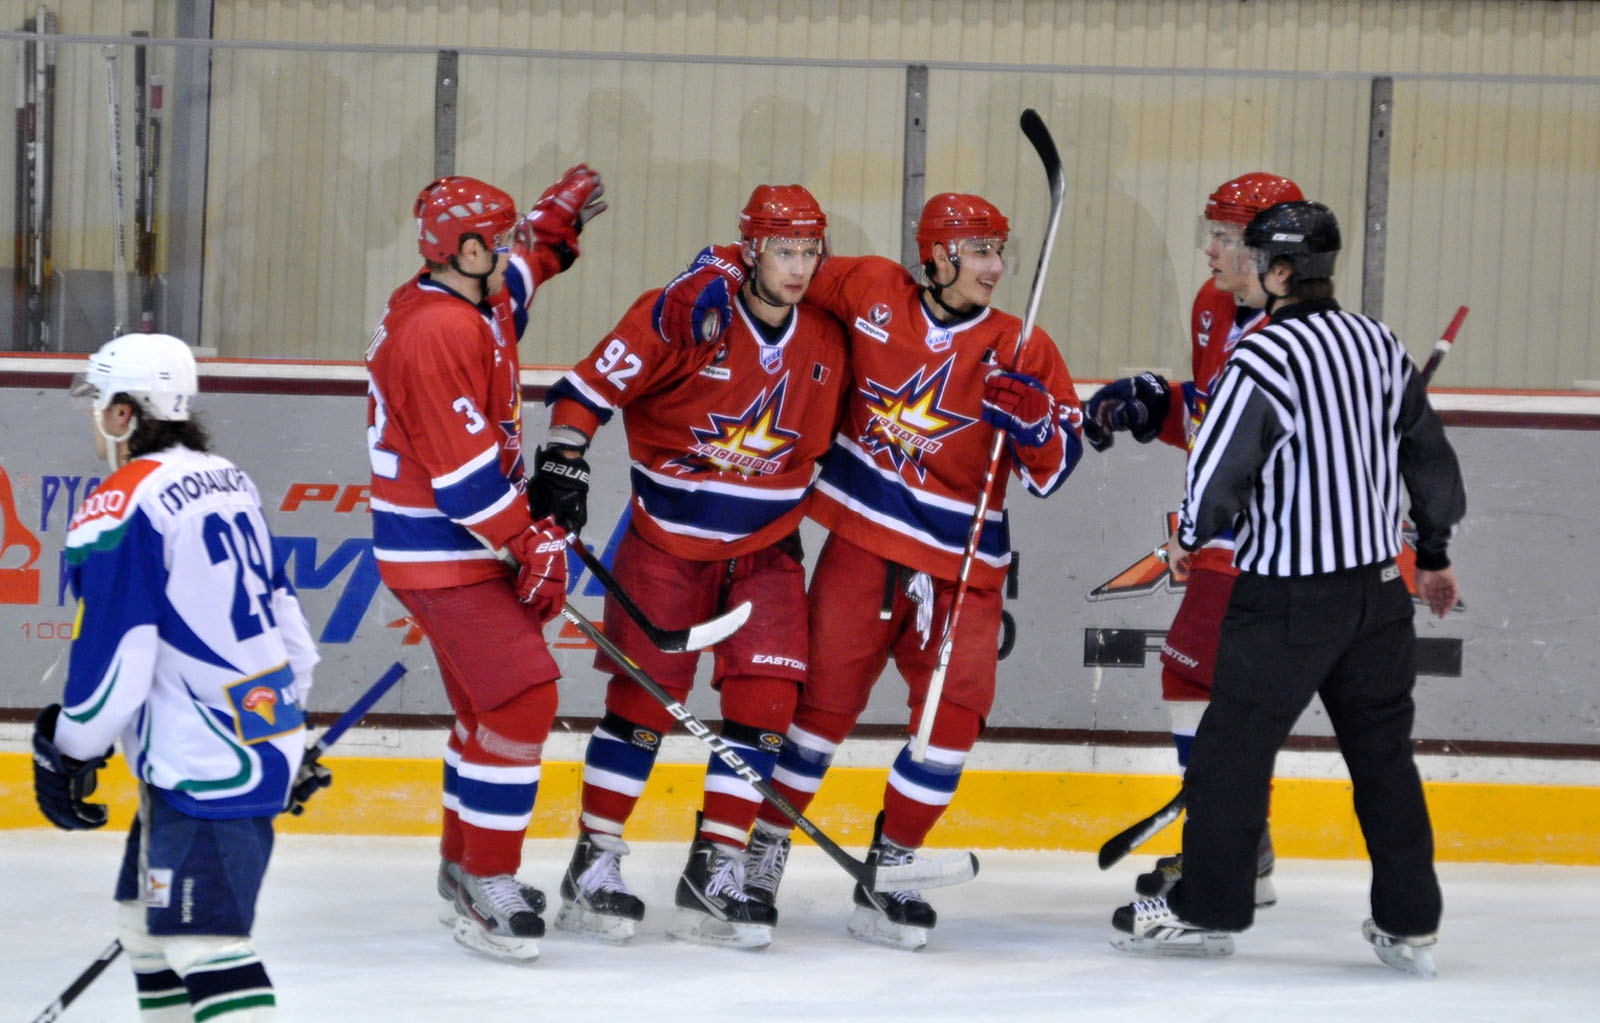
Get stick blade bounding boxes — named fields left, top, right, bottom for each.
left=1019, top=108, right=1065, bottom=198
left=874, top=850, right=980, bottom=892
left=1098, top=791, right=1186, bottom=870
left=672, top=599, right=753, bottom=652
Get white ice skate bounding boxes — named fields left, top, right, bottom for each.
left=451, top=871, right=544, bottom=963
left=1363, top=918, right=1437, bottom=979
left=1110, top=896, right=1235, bottom=957
left=436, top=859, right=544, bottom=928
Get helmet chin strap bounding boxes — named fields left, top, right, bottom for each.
left=924, top=244, right=969, bottom=319
left=93, top=408, right=137, bottom=473
left=449, top=246, right=499, bottom=303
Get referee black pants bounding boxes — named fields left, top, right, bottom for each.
left=1167, top=564, right=1443, bottom=937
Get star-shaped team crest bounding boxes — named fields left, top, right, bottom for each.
left=671, top=376, right=800, bottom=476
left=856, top=355, right=977, bottom=480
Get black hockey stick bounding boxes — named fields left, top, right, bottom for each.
left=914, top=106, right=1066, bottom=761
left=560, top=603, right=978, bottom=892
left=1098, top=307, right=1469, bottom=870
left=29, top=663, right=406, bottom=1020
left=566, top=534, right=752, bottom=653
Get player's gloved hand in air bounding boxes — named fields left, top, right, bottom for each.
left=286, top=753, right=333, bottom=816
left=516, top=164, right=607, bottom=271
left=31, top=704, right=111, bottom=831
left=527, top=444, right=591, bottom=535
left=981, top=369, right=1059, bottom=448
left=506, top=517, right=568, bottom=623
left=1083, top=372, right=1171, bottom=451
left=652, top=244, right=744, bottom=347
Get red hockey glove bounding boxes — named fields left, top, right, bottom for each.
left=651, top=244, right=744, bottom=347
left=516, top=164, right=607, bottom=271
left=505, top=517, right=569, bottom=623
left=981, top=370, right=1059, bottom=448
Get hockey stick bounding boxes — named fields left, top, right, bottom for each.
left=912, top=107, right=1066, bottom=763
left=28, top=662, right=406, bottom=1020
left=566, top=533, right=752, bottom=653
left=30, top=938, right=122, bottom=1023
left=103, top=45, right=130, bottom=338
left=560, top=603, right=979, bottom=892
left=1097, top=306, right=1469, bottom=870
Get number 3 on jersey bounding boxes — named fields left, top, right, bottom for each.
left=595, top=337, right=641, bottom=389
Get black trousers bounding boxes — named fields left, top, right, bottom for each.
left=1167, top=564, right=1443, bottom=936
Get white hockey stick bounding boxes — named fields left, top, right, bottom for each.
left=103, top=45, right=129, bottom=338
left=912, top=108, right=1066, bottom=762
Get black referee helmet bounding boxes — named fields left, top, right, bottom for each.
left=1244, top=200, right=1341, bottom=285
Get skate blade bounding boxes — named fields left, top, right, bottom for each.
left=846, top=906, right=928, bottom=951
left=665, top=908, right=771, bottom=951
left=555, top=901, right=638, bottom=945
left=1371, top=942, right=1437, bottom=979
left=438, top=901, right=461, bottom=928
left=1110, top=932, right=1235, bottom=957
left=451, top=917, right=540, bottom=963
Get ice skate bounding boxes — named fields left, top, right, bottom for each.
left=1134, top=829, right=1276, bottom=907
left=1363, top=919, right=1437, bottom=979
left=556, top=832, right=647, bottom=944
left=743, top=820, right=792, bottom=918
left=1110, top=896, right=1235, bottom=957
left=451, top=870, right=545, bottom=963
left=847, top=814, right=936, bottom=952
left=667, top=817, right=775, bottom=951
left=437, top=858, right=545, bottom=928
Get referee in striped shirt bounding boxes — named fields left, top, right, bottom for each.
left=1112, top=200, right=1466, bottom=975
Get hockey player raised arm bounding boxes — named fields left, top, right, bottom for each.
left=514, top=163, right=607, bottom=281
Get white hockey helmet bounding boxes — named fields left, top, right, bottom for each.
left=73, top=333, right=199, bottom=422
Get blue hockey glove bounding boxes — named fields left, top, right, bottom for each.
left=651, top=245, right=744, bottom=347
left=1083, top=372, right=1171, bottom=449
left=32, top=704, right=111, bottom=831
left=981, top=370, right=1058, bottom=448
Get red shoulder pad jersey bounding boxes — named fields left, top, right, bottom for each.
left=365, top=253, right=546, bottom=590
left=803, top=255, right=1082, bottom=589
left=1156, top=278, right=1268, bottom=567
left=548, top=290, right=851, bottom=561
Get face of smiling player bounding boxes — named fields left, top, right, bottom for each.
left=929, top=237, right=1007, bottom=314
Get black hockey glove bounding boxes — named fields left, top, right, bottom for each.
left=1083, top=372, right=1171, bottom=449
left=32, top=704, right=111, bottom=831
left=527, top=445, right=591, bottom=535
left=286, top=752, right=333, bottom=816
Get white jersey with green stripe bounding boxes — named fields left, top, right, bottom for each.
left=55, top=445, right=319, bottom=819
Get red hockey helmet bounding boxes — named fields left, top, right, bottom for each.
left=738, top=184, right=828, bottom=243
left=1204, top=173, right=1304, bottom=226
left=414, top=176, right=518, bottom=264
left=916, top=193, right=1010, bottom=264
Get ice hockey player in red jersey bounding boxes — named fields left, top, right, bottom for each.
left=365, top=168, right=606, bottom=962
left=652, top=192, right=1084, bottom=950
left=1082, top=172, right=1303, bottom=908
left=534, top=185, right=849, bottom=951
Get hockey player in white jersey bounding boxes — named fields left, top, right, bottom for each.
left=33, top=333, right=323, bottom=1022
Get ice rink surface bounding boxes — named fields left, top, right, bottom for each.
left=5, top=830, right=1595, bottom=1022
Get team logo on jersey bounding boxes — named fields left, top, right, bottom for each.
left=870, top=303, right=892, bottom=326
left=758, top=343, right=783, bottom=374
left=925, top=326, right=954, bottom=353
left=224, top=664, right=305, bottom=744
left=671, top=375, right=800, bottom=477
left=856, top=355, right=978, bottom=481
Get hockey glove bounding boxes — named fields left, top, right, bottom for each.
left=516, top=164, right=607, bottom=271
left=981, top=370, right=1058, bottom=448
left=31, top=704, right=111, bottom=831
left=527, top=444, right=591, bottom=535
left=286, top=753, right=333, bottom=816
left=1083, top=372, right=1171, bottom=449
left=506, top=517, right=569, bottom=623
left=651, top=244, right=745, bottom=347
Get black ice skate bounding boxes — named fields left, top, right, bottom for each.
left=1110, top=896, right=1235, bottom=957
left=847, top=812, right=937, bottom=951
left=556, top=832, right=646, bottom=944
left=668, top=815, right=776, bottom=951
left=1134, top=827, right=1277, bottom=907
left=451, top=870, right=545, bottom=963
left=437, top=858, right=545, bottom=928
left=1363, top=919, right=1438, bottom=979
left=743, top=820, right=793, bottom=918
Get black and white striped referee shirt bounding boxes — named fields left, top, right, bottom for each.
left=1178, top=299, right=1466, bottom=577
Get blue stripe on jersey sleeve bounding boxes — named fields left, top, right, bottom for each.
left=816, top=444, right=1011, bottom=561
left=373, top=509, right=491, bottom=554
left=546, top=376, right=617, bottom=424
left=629, top=468, right=805, bottom=541
left=62, top=510, right=165, bottom=713
left=431, top=457, right=517, bottom=523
